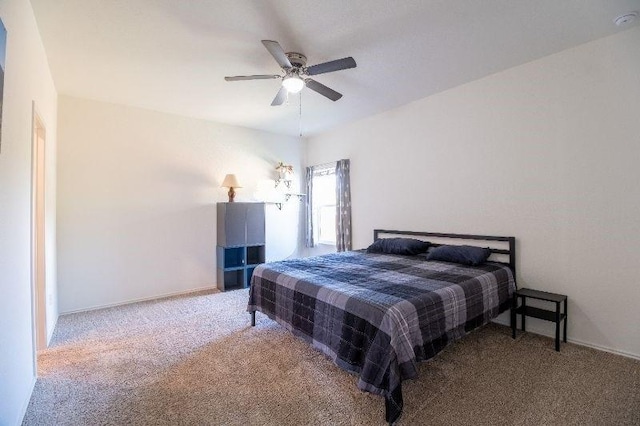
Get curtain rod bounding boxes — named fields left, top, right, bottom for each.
left=309, top=160, right=341, bottom=169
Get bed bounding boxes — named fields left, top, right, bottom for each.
left=247, top=230, right=516, bottom=424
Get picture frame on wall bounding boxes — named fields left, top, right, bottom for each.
left=0, top=18, right=6, bottom=153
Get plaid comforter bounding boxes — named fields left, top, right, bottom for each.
left=247, top=250, right=515, bottom=422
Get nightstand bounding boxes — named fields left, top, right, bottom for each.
left=511, top=288, right=567, bottom=351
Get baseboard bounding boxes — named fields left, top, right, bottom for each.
left=17, top=376, right=37, bottom=426
left=59, top=290, right=640, bottom=361
left=46, top=315, right=57, bottom=346
left=491, top=317, right=640, bottom=361
left=60, top=285, right=220, bottom=315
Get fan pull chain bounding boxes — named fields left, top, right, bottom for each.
left=299, top=92, right=303, bottom=138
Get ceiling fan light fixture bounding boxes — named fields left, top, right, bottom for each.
left=282, top=75, right=304, bottom=93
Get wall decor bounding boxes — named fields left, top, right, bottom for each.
left=0, top=18, right=6, bottom=153
left=275, top=161, right=293, bottom=189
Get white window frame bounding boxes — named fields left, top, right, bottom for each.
left=311, top=164, right=337, bottom=246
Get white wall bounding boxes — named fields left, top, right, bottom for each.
left=306, top=27, right=640, bottom=358
left=0, top=0, right=58, bottom=424
left=57, top=96, right=302, bottom=313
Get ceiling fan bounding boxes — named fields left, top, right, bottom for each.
left=225, top=40, right=357, bottom=106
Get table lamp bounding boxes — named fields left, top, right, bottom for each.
left=221, top=174, right=242, bottom=202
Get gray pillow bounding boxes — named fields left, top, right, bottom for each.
left=426, top=245, right=491, bottom=266
left=366, top=238, right=430, bottom=255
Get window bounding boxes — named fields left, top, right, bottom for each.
left=305, top=159, right=351, bottom=251
left=311, top=165, right=336, bottom=245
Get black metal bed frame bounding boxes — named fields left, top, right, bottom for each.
left=373, top=229, right=516, bottom=280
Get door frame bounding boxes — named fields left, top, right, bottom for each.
left=30, top=102, right=47, bottom=374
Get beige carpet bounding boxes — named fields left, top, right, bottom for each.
left=24, top=289, right=640, bottom=425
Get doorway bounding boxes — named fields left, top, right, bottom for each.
left=31, top=103, right=47, bottom=364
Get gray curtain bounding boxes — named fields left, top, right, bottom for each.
left=335, top=159, right=352, bottom=252
left=304, top=166, right=315, bottom=247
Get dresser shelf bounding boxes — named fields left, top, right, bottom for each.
left=216, top=202, right=266, bottom=291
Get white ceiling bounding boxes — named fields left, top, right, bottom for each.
left=30, top=0, right=640, bottom=137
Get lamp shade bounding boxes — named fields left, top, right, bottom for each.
left=221, top=174, right=242, bottom=188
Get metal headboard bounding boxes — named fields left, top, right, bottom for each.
left=373, top=229, right=516, bottom=281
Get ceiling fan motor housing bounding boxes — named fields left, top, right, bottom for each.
left=286, top=52, right=307, bottom=68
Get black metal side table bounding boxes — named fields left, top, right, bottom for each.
left=511, top=288, right=568, bottom=351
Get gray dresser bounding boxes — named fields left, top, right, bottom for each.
left=216, top=202, right=266, bottom=291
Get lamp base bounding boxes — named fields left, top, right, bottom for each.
left=228, top=187, right=236, bottom=202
